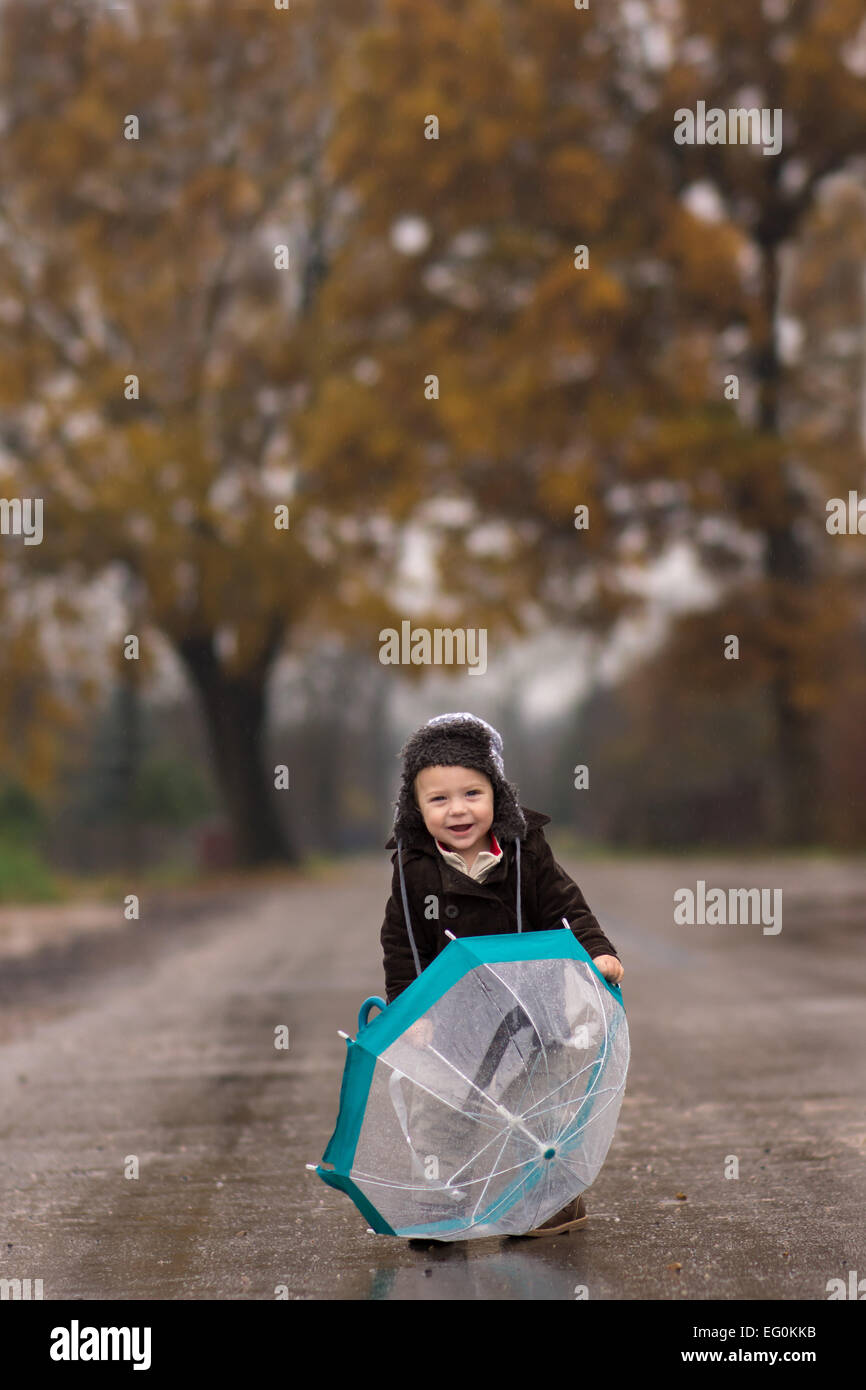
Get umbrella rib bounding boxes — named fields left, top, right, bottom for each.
left=506, top=1044, right=553, bottom=1129
left=529, top=1085, right=624, bottom=1152
left=554, top=1073, right=627, bottom=1149
left=422, top=1044, right=544, bottom=1147
left=467, top=1149, right=557, bottom=1234
left=519, top=966, right=613, bottom=1123
left=532, top=1059, right=608, bottom=1141
left=518, top=1056, right=599, bottom=1121
left=555, top=1086, right=626, bottom=1150
left=366, top=1067, right=552, bottom=1196
left=528, top=1082, right=619, bottom=1126
left=451, top=1148, right=547, bottom=1189
left=478, top=962, right=553, bottom=1101
left=374, top=1048, right=495, bottom=1120
left=375, top=1045, right=534, bottom=1147
left=448, top=1117, right=549, bottom=1188
left=446, top=1128, right=517, bottom=1185
left=384, top=1033, right=548, bottom=1147
left=353, top=1148, right=546, bottom=1195
left=394, top=1105, right=540, bottom=1194
left=504, top=963, right=611, bottom=1135
left=548, top=971, right=623, bottom=1145
left=453, top=1151, right=554, bottom=1235
left=469, top=974, right=546, bottom=1117
left=555, top=1062, right=628, bottom=1150
left=469, top=1127, right=514, bottom=1225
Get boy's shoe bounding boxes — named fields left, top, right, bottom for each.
left=518, top=1193, right=588, bottom=1237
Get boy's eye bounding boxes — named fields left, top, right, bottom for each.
left=427, top=788, right=484, bottom=802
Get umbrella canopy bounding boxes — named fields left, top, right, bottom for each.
left=312, top=926, right=629, bottom=1240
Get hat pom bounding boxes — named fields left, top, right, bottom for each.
left=422, top=712, right=506, bottom=776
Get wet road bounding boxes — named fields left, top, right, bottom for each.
left=1, top=852, right=864, bottom=1300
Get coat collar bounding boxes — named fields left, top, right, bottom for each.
left=385, top=806, right=550, bottom=853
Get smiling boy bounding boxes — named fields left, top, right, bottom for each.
left=379, top=712, right=624, bottom=1237
left=414, top=764, right=498, bottom=871
left=382, top=713, right=622, bottom=999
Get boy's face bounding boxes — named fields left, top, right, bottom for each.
left=414, top=765, right=495, bottom=860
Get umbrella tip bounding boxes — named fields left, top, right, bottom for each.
left=305, top=1164, right=318, bottom=1171
left=337, top=1029, right=352, bottom=1039
left=366, top=1228, right=376, bottom=1235
left=444, top=929, right=457, bottom=940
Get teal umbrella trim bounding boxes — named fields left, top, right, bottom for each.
left=356, top=928, right=624, bottom=1055
left=321, top=1040, right=377, bottom=1172
left=315, top=1168, right=397, bottom=1236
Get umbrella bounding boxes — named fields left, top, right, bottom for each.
left=310, top=922, right=629, bottom=1240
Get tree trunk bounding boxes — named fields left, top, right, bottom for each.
left=177, top=634, right=296, bottom=866
left=756, top=238, right=821, bottom=845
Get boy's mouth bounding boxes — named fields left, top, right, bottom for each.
left=447, top=823, right=474, bottom=835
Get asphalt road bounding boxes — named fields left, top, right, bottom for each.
left=0, top=851, right=864, bottom=1301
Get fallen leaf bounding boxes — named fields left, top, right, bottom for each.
left=667, top=1262, right=682, bottom=1271
left=675, top=1192, right=687, bottom=1200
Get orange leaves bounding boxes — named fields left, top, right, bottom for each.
left=655, top=204, right=745, bottom=314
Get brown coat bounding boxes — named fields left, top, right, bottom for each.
left=380, top=807, right=619, bottom=1003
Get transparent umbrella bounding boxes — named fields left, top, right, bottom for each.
left=310, top=923, right=629, bottom=1240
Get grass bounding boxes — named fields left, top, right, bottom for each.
left=0, top=841, right=62, bottom=903
left=0, top=842, right=336, bottom=908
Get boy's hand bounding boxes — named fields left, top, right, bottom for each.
left=592, top=954, right=624, bottom=985
left=407, top=1017, right=434, bottom=1047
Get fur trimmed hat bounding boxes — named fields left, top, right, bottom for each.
left=392, top=712, right=528, bottom=845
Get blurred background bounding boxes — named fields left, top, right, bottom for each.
left=1, top=0, right=865, bottom=903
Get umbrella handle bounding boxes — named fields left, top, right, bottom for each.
left=358, top=996, right=387, bottom=1031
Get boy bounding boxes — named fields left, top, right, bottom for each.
left=380, top=711, right=624, bottom=1237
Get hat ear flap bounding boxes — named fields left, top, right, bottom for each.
left=490, top=777, right=527, bottom=842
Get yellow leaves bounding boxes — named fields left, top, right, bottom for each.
left=524, top=252, right=628, bottom=346
left=535, top=466, right=589, bottom=523
left=472, top=117, right=514, bottom=165
left=657, top=204, right=745, bottom=310
left=0, top=346, right=37, bottom=407
left=540, top=148, right=618, bottom=236
left=0, top=581, right=95, bottom=793
left=66, top=87, right=116, bottom=147
left=651, top=333, right=716, bottom=406
left=184, top=167, right=262, bottom=221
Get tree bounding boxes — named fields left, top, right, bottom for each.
left=0, top=0, right=412, bottom=863
left=2, top=0, right=864, bottom=860
left=323, top=0, right=866, bottom=841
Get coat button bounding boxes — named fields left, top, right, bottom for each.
left=444, top=904, right=459, bottom=919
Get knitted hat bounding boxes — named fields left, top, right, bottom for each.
left=393, top=712, right=527, bottom=845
